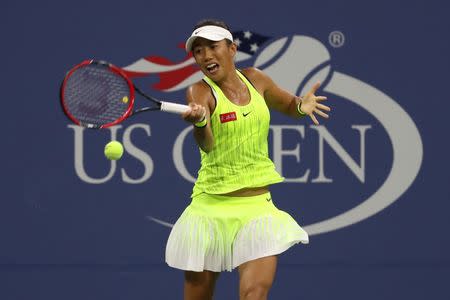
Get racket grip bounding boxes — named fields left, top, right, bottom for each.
left=160, top=101, right=190, bottom=114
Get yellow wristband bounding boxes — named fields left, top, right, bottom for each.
left=194, top=116, right=207, bottom=128
left=297, top=101, right=307, bottom=117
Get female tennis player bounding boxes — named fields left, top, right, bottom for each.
left=166, top=19, right=330, bottom=300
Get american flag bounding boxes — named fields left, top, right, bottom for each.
left=232, top=30, right=271, bottom=55
left=121, top=30, right=272, bottom=92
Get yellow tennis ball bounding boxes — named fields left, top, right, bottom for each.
left=104, top=141, right=124, bottom=160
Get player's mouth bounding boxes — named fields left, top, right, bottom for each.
left=205, top=63, right=219, bottom=74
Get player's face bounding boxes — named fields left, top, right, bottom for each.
left=192, top=38, right=237, bottom=82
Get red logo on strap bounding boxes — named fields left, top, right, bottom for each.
left=220, top=112, right=237, bottom=123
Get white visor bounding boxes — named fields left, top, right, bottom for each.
left=185, top=25, right=233, bottom=52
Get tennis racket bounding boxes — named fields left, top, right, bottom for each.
left=60, top=59, right=190, bottom=129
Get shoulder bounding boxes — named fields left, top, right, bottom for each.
left=186, top=79, right=215, bottom=111
left=240, top=67, right=273, bottom=94
left=240, top=67, right=266, bottom=82
left=186, top=80, right=212, bottom=102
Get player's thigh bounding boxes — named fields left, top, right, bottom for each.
left=184, top=270, right=220, bottom=299
left=238, top=256, right=277, bottom=298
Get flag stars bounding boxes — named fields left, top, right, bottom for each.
left=243, top=31, right=252, bottom=39
left=231, top=30, right=270, bottom=55
left=250, top=43, right=259, bottom=53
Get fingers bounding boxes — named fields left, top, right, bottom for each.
left=182, top=103, right=206, bottom=123
left=309, top=81, right=321, bottom=95
left=191, top=103, right=206, bottom=117
left=314, top=109, right=329, bottom=119
left=310, top=113, right=319, bottom=125
left=309, top=107, right=330, bottom=125
left=316, top=103, right=331, bottom=111
left=302, top=84, right=330, bottom=125
left=181, top=108, right=192, bottom=118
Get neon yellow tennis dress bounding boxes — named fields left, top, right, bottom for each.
left=166, top=70, right=309, bottom=272
left=192, top=70, right=284, bottom=197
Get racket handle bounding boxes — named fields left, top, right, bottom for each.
left=160, top=101, right=190, bottom=114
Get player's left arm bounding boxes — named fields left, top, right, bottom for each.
left=242, top=67, right=330, bottom=125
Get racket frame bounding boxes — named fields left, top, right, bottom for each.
left=60, top=60, right=136, bottom=128
left=60, top=59, right=189, bottom=129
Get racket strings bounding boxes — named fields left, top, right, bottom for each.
left=63, top=64, right=131, bottom=126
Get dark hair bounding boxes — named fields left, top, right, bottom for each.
left=193, top=19, right=231, bottom=31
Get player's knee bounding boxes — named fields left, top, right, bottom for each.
left=240, top=281, right=271, bottom=300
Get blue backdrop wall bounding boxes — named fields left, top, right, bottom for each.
left=3, top=0, right=450, bottom=299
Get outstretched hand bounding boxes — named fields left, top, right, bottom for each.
left=300, top=82, right=331, bottom=125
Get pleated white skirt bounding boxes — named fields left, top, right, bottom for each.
left=166, top=192, right=309, bottom=272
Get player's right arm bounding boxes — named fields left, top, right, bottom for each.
left=182, top=81, right=215, bottom=153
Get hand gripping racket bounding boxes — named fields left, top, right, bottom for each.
left=60, top=60, right=190, bottom=129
